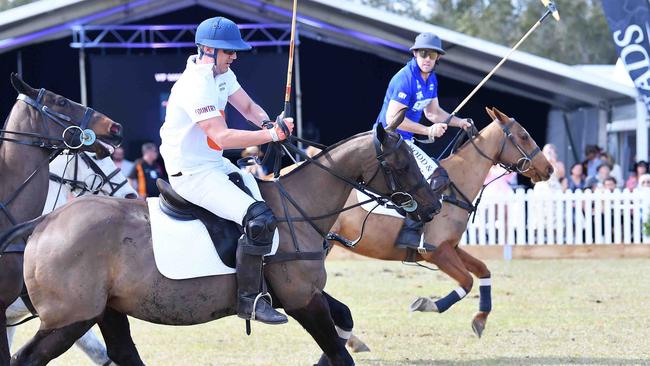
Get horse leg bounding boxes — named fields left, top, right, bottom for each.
left=314, top=292, right=366, bottom=365
left=286, top=293, right=354, bottom=366
left=456, top=247, right=492, bottom=338
left=410, top=243, right=473, bottom=314
left=0, top=254, right=25, bottom=365
left=96, top=307, right=144, bottom=366
left=10, top=319, right=96, bottom=366
left=74, top=330, right=112, bottom=365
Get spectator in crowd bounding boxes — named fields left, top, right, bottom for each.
left=563, top=162, right=587, bottom=192
left=129, top=143, right=166, bottom=198
left=639, top=173, right=650, bottom=189
left=542, top=144, right=565, bottom=180
left=239, top=146, right=265, bottom=178
left=536, top=144, right=564, bottom=192
left=599, top=152, right=623, bottom=188
left=625, top=160, right=648, bottom=190
left=583, top=145, right=604, bottom=178
left=602, top=176, right=617, bottom=192
left=111, top=146, right=134, bottom=177
left=585, top=163, right=611, bottom=191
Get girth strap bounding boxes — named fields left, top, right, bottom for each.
left=264, top=250, right=325, bottom=264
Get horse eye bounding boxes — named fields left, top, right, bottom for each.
left=520, top=133, right=529, bottom=140
left=57, top=99, right=67, bottom=107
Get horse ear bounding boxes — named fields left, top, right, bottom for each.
left=386, top=108, right=407, bottom=132
left=375, top=121, right=387, bottom=143
left=485, top=107, right=497, bottom=121
left=492, top=107, right=511, bottom=124
left=10, top=73, right=37, bottom=97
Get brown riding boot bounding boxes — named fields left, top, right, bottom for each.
left=236, top=243, right=288, bottom=325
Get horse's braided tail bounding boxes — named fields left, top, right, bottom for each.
left=0, top=215, right=47, bottom=255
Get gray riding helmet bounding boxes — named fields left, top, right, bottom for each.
left=409, top=32, right=445, bottom=55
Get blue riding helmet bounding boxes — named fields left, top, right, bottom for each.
left=409, top=32, right=445, bottom=55
left=195, top=16, right=252, bottom=51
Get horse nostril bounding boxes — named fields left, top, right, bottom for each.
left=547, top=166, right=554, bottom=176
left=110, top=123, right=122, bottom=136
left=125, top=193, right=138, bottom=199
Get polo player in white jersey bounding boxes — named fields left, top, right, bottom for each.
left=160, top=16, right=293, bottom=325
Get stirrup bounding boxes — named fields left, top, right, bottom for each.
left=250, top=292, right=273, bottom=321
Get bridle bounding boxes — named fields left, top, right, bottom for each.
left=442, top=118, right=542, bottom=222
left=467, top=118, right=541, bottom=175
left=49, top=152, right=128, bottom=198
left=254, top=130, right=432, bottom=255
left=0, top=89, right=98, bottom=226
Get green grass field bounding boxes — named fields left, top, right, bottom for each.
left=12, top=258, right=650, bottom=365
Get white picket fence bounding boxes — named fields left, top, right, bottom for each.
left=461, top=188, right=650, bottom=245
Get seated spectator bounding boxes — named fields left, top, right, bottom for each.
left=602, top=176, right=617, bottom=192
left=625, top=160, right=648, bottom=190
left=239, top=146, right=265, bottom=178
left=585, top=163, right=611, bottom=191
left=542, top=144, right=566, bottom=180
left=565, top=162, right=586, bottom=192
left=639, top=173, right=650, bottom=189
left=600, top=152, right=623, bottom=188
left=584, top=145, right=604, bottom=178
left=129, top=143, right=166, bottom=198
left=111, top=146, right=134, bottom=177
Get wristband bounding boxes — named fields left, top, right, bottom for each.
left=268, top=127, right=279, bottom=142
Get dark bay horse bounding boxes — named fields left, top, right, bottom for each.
left=8, top=119, right=441, bottom=365
left=0, top=74, right=123, bottom=364
left=328, top=108, right=553, bottom=341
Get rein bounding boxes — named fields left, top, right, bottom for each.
left=0, top=91, right=96, bottom=247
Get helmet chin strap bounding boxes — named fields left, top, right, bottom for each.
left=198, top=46, right=218, bottom=69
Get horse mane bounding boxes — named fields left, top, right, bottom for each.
left=256, top=130, right=372, bottom=185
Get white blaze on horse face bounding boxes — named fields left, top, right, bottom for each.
left=45, top=153, right=137, bottom=213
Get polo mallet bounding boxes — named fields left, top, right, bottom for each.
left=418, top=0, right=560, bottom=144
left=271, top=0, right=299, bottom=178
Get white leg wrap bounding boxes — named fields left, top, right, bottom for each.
left=479, top=277, right=492, bottom=287
left=454, top=286, right=468, bottom=298
left=335, top=325, right=352, bottom=340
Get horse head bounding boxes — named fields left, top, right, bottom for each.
left=10, top=73, right=123, bottom=158
left=371, top=109, right=439, bottom=222
left=485, top=107, right=553, bottom=183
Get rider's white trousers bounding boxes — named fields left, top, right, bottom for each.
left=169, top=160, right=262, bottom=226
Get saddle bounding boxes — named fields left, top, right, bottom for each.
left=156, top=175, right=249, bottom=269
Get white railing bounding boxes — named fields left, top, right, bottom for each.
left=461, top=189, right=650, bottom=245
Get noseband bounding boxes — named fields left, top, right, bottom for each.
left=468, top=119, right=541, bottom=174
left=49, top=152, right=128, bottom=198
left=371, top=135, right=427, bottom=213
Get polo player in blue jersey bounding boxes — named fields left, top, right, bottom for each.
left=376, top=32, right=473, bottom=248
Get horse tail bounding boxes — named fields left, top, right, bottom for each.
left=0, top=215, right=47, bottom=255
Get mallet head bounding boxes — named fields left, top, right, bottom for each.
left=541, top=0, right=561, bottom=21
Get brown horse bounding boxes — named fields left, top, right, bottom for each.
left=328, top=107, right=553, bottom=341
left=0, top=74, right=123, bottom=365
left=7, top=117, right=441, bottom=365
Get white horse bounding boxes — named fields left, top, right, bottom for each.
left=7, top=151, right=137, bottom=365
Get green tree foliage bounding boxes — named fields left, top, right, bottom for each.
left=356, top=0, right=617, bottom=65
left=0, top=0, right=39, bottom=11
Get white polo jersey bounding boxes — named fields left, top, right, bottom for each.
left=160, top=55, right=241, bottom=175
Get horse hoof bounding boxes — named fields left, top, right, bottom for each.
left=471, top=317, right=486, bottom=338
left=347, top=334, right=370, bottom=353
left=409, top=297, right=438, bottom=312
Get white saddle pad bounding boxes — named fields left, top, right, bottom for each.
left=148, top=198, right=279, bottom=280
left=359, top=143, right=438, bottom=219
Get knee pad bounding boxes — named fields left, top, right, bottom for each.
left=243, top=201, right=277, bottom=245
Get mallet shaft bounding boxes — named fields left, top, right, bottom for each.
left=451, top=13, right=548, bottom=116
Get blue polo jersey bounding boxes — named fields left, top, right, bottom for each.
left=375, top=58, right=438, bottom=140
